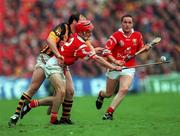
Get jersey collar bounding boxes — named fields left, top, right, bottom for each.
left=118, top=28, right=134, bottom=38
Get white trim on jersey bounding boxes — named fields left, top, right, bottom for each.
left=118, top=28, right=134, bottom=38
left=110, top=35, right=117, bottom=44
left=74, top=44, right=87, bottom=56
left=84, top=51, right=96, bottom=61
left=77, top=35, right=86, bottom=43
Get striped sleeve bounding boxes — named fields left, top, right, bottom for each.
left=102, top=33, right=118, bottom=56
left=48, top=31, right=60, bottom=43
left=47, top=24, right=62, bottom=43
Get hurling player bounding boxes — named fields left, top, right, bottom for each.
left=96, top=14, right=150, bottom=120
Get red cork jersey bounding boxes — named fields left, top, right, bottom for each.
left=59, top=33, right=95, bottom=65
left=103, top=28, right=144, bottom=67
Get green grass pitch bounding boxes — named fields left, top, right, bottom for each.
left=0, top=93, right=180, bottom=136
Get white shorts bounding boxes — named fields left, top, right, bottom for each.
left=106, top=68, right=135, bottom=79
left=35, top=54, right=64, bottom=79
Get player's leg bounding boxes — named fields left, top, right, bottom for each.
left=96, top=78, right=117, bottom=109
left=103, top=75, right=133, bottom=120
left=46, top=92, right=56, bottom=115
left=49, top=73, right=66, bottom=124
left=8, top=67, right=45, bottom=127
left=59, top=69, right=75, bottom=124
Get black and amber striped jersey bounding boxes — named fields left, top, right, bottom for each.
left=40, top=23, right=70, bottom=56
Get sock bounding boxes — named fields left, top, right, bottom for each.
left=29, top=100, right=39, bottom=108
left=15, top=92, right=31, bottom=115
left=50, top=112, right=58, bottom=123
left=106, top=107, right=114, bottom=114
left=61, top=99, right=73, bottom=120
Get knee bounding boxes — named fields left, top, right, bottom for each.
left=56, top=88, right=66, bottom=100
left=119, top=86, right=129, bottom=94
left=60, top=90, right=66, bottom=99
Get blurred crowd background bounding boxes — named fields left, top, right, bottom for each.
left=0, top=0, right=179, bottom=79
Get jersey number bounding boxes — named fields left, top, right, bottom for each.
left=61, top=38, right=74, bottom=51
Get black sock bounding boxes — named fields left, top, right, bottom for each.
left=14, top=93, right=31, bottom=115
left=61, top=99, right=73, bottom=119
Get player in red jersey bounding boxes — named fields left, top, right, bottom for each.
left=96, top=14, right=150, bottom=120
left=46, top=14, right=87, bottom=125
left=20, top=20, right=122, bottom=124
left=8, top=13, right=86, bottom=127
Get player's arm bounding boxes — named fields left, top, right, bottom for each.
left=102, top=33, right=125, bottom=66
left=47, top=25, right=64, bottom=60
left=75, top=45, right=121, bottom=71
left=85, top=40, right=96, bottom=53
left=92, top=55, right=121, bottom=70
left=85, top=40, right=104, bottom=54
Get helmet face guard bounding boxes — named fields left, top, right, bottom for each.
left=75, top=20, right=94, bottom=40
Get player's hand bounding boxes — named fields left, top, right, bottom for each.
left=114, top=60, right=125, bottom=66
left=94, top=47, right=104, bottom=54
left=144, top=45, right=151, bottom=51
left=57, top=55, right=64, bottom=65
left=114, top=66, right=122, bottom=71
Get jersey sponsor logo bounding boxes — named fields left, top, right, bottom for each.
left=119, top=40, right=124, bottom=46
left=124, top=47, right=131, bottom=54
left=132, top=39, right=137, bottom=45
left=117, top=53, right=125, bottom=59
left=126, top=47, right=131, bottom=51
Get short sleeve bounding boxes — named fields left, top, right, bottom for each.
left=74, top=45, right=96, bottom=60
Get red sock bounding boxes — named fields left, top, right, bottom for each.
left=107, top=107, right=114, bottom=114
left=29, top=100, right=39, bottom=108
left=50, top=112, right=58, bottom=123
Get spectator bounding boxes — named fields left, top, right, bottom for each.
left=0, top=0, right=179, bottom=78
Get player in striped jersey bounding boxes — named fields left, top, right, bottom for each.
left=8, top=13, right=85, bottom=127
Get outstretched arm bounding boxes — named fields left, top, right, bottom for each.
left=93, top=55, right=121, bottom=71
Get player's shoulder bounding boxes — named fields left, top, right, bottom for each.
left=132, top=31, right=142, bottom=36
left=70, top=33, right=79, bottom=41
left=73, top=33, right=85, bottom=42
left=114, top=29, right=122, bottom=35
left=71, top=33, right=78, bottom=37
left=112, top=30, right=123, bottom=37
left=69, top=33, right=85, bottom=47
